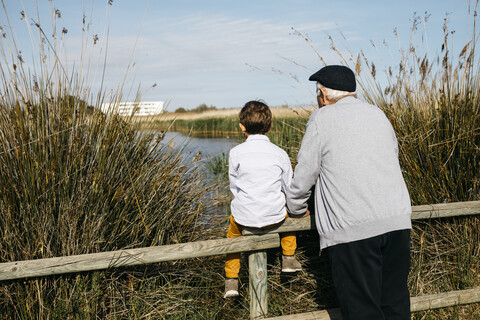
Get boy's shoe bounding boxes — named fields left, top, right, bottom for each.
left=223, top=278, right=239, bottom=298
left=282, top=254, right=302, bottom=272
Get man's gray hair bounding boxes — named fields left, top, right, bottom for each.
left=316, top=82, right=356, bottom=101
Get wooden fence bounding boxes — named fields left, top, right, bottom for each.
left=1, top=201, right=480, bottom=319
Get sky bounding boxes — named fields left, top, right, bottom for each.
left=1, top=0, right=478, bottom=110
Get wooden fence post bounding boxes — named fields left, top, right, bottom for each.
left=249, top=250, right=268, bottom=320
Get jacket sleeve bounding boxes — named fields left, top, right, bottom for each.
left=286, top=115, right=322, bottom=216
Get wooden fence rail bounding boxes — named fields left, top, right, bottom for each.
left=243, top=200, right=480, bottom=236
left=1, top=200, right=480, bottom=319
left=0, top=234, right=279, bottom=281
left=266, top=287, right=480, bottom=320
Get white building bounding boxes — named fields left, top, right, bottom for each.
left=101, top=101, right=165, bottom=116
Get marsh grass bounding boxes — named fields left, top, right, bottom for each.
left=158, top=117, right=242, bottom=137
left=265, top=4, right=480, bottom=318
left=1, top=0, right=480, bottom=319
left=0, top=2, right=220, bottom=319
left=164, top=4, right=480, bottom=318
left=135, top=4, right=480, bottom=318
left=152, top=115, right=309, bottom=163
left=209, top=3, right=480, bottom=318
left=348, top=9, right=480, bottom=315
left=206, top=152, right=229, bottom=182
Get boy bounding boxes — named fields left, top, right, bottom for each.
left=224, top=100, right=302, bottom=298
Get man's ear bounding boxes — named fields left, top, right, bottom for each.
left=320, top=87, right=327, bottom=98
left=239, top=123, right=246, bottom=133
left=320, top=87, right=332, bottom=105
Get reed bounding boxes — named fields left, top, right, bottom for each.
left=1, top=0, right=480, bottom=318
left=209, top=4, right=480, bottom=318
left=272, top=5, right=480, bottom=318
left=157, top=117, right=242, bottom=137
left=0, top=2, right=217, bottom=319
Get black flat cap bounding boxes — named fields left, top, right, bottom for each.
left=309, top=65, right=356, bottom=92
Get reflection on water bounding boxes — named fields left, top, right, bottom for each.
left=160, top=131, right=241, bottom=160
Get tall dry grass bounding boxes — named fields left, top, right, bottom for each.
left=209, top=4, right=480, bottom=318
left=1, top=0, right=480, bottom=319
left=0, top=2, right=220, bottom=319
left=279, top=4, right=480, bottom=318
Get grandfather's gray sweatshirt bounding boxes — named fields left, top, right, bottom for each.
left=286, top=96, right=411, bottom=249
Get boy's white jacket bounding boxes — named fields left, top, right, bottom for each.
left=229, top=135, right=292, bottom=228
left=286, top=96, right=412, bottom=249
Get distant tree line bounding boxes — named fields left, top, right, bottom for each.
left=174, top=103, right=217, bottom=113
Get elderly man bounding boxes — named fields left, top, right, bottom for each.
left=287, top=65, right=412, bottom=320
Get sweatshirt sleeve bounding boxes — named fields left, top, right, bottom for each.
left=286, top=115, right=322, bottom=216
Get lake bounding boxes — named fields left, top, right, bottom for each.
left=157, top=131, right=241, bottom=227
left=160, top=131, right=241, bottom=160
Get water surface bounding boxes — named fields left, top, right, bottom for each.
left=160, top=131, right=241, bottom=160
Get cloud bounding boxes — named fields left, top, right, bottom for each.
left=123, top=15, right=337, bottom=79
left=18, top=10, right=343, bottom=107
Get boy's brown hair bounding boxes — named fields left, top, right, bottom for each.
left=239, top=100, right=272, bottom=134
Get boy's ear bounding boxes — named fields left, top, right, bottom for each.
left=239, top=123, right=247, bottom=133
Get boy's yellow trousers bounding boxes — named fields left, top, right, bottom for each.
left=225, top=214, right=296, bottom=279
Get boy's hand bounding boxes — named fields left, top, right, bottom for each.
left=302, top=209, right=311, bottom=217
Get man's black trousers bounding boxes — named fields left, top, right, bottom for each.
left=327, top=229, right=411, bottom=320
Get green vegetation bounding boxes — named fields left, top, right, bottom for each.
left=1, top=1, right=480, bottom=319
left=268, top=117, right=307, bottom=161
left=192, top=103, right=218, bottom=112
left=209, top=7, right=480, bottom=318
left=152, top=116, right=307, bottom=159
left=159, top=116, right=241, bottom=136
left=206, top=152, right=229, bottom=182
left=355, top=11, right=480, bottom=318
left=174, top=106, right=187, bottom=113
left=174, top=103, right=218, bottom=114
left=0, top=3, right=218, bottom=319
